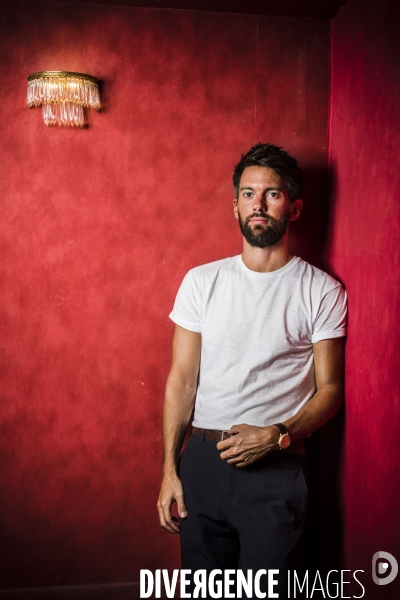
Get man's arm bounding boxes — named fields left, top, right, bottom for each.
left=157, top=324, right=201, bottom=533
left=217, top=337, right=345, bottom=467
left=283, top=337, right=345, bottom=438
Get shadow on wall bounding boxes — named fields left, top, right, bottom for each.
left=300, top=408, right=346, bottom=577
left=297, top=162, right=346, bottom=578
left=289, top=166, right=331, bottom=273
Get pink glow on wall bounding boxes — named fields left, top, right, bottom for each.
left=329, top=0, right=400, bottom=596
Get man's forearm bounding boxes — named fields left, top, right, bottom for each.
left=283, top=337, right=345, bottom=440
left=162, top=373, right=197, bottom=474
left=282, top=383, right=343, bottom=441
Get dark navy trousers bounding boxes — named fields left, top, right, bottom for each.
left=179, top=433, right=307, bottom=599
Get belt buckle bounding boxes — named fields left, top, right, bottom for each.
left=221, top=430, right=229, bottom=441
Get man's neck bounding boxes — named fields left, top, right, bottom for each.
left=241, top=238, right=293, bottom=273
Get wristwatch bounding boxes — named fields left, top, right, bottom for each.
left=274, top=423, right=291, bottom=450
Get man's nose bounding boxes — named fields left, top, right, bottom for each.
left=253, top=193, right=268, bottom=211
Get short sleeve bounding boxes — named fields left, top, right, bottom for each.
left=312, top=285, right=347, bottom=343
left=169, top=271, right=203, bottom=333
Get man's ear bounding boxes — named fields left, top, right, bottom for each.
left=289, top=199, right=303, bottom=221
left=233, top=198, right=239, bottom=220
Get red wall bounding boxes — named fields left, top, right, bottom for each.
left=0, top=0, right=330, bottom=589
left=329, top=0, right=400, bottom=597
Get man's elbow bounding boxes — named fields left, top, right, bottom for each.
left=166, top=370, right=198, bottom=398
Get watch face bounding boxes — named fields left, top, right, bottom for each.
left=280, top=434, right=291, bottom=449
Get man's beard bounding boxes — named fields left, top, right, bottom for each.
left=238, top=209, right=290, bottom=248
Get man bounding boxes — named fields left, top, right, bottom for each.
left=157, top=143, right=347, bottom=597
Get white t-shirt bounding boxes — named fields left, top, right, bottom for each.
left=169, top=255, right=347, bottom=430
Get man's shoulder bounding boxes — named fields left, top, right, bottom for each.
left=188, top=255, right=239, bottom=280
left=295, top=258, right=344, bottom=294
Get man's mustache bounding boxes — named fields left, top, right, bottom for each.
left=245, top=213, right=274, bottom=225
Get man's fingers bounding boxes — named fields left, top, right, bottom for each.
left=176, top=493, right=187, bottom=519
left=161, top=519, right=179, bottom=534
left=216, top=436, right=237, bottom=452
left=216, top=425, right=242, bottom=451
left=226, top=453, right=248, bottom=464
left=228, top=424, right=242, bottom=435
left=157, top=500, right=180, bottom=534
left=219, top=443, right=243, bottom=460
left=157, top=475, right=187, bottom=533
left=230, top=454, right=257, bottom=467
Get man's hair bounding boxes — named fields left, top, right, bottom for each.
left=233, top=143, right=303, bottom=202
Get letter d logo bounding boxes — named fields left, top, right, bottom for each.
left=372, top=551, right=398, bottom=585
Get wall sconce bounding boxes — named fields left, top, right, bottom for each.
left=27, top=71, right=100, bottom=127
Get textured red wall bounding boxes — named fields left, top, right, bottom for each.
left=0, top=0, right=329, bottom=589
left=329, top=0, right=400, bottom=597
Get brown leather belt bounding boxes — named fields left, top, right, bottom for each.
left=192, top=426, right=232, bottom=441
left=192, top=426, right=305, bottom=455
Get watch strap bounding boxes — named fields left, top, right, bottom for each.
left=274, top=423, right=288, bottom=435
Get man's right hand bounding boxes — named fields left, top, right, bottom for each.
left=157, top=472, right=187, bottom=534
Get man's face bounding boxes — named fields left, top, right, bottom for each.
left=233, top=166, right=301, bottom=248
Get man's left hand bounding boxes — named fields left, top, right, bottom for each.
left=216, top=424, right=280, bottom=467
